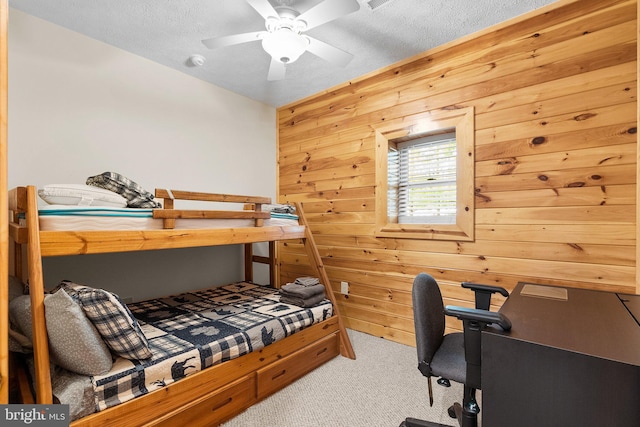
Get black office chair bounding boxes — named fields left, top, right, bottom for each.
left=401, top=273, right=512, bottom=427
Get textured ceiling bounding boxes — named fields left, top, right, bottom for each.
left=9, top=0, right=557, bottom=107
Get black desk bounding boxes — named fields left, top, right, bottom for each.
left=482, top=282, right=640, bottom=427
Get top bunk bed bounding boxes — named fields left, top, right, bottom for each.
left=8, top=184, right=355, bottom=427
left=10, top=185, right=308, bottom=256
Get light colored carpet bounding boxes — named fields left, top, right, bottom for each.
left=221, top=329, right=465, bottom=427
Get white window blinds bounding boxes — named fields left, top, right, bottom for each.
left=388, top=131, right=457, bottom=224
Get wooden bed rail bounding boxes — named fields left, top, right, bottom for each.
left=154, top=189, right=271, bottom=229
left=155, top=189, right=271, bottom=205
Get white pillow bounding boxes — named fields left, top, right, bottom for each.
left=38, top=184, right=127, bottom=207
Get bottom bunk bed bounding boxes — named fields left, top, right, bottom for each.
left=10, top=279, right=340, bottom=426
left=8, top=185, right=354, bottom=427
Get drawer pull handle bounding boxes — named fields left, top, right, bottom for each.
left=272, top=369, right=287, bottom=380
left=211, top=397, right=233, bottom=412
left=316, top=347, right=328, bottom=356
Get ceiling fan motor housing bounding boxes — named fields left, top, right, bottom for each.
left=262, top=6, right=309, bottom=63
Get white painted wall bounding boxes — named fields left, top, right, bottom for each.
left=8, top=9, right=277, bottom=300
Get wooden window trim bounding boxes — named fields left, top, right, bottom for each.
left=374, top=107, right=475, bottom=241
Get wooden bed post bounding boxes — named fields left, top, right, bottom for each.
left=0, top=0, right=7, bottom=404
left=243, top=243, right=253, bottom=283
left=244, top=242, right=278, bottom=287
left=25, top=186, right=53, bottom=403
left=295, top=202, right=356, bottom=360
left=268, top=241, right=276, bottom=287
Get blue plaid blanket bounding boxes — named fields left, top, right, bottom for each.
left=91, top=282, right=332, bottom=411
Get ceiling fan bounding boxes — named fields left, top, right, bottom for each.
left=202, top=0, right=361, bottom=81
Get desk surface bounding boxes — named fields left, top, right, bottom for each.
left=491, top=282, right=640, bottom=366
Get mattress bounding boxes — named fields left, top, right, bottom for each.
left=32, top=206, right=299, bottom=231
left=54, top=282, right=332, bottom=420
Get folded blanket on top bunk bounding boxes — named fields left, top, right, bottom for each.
left=86, top=171, right=161, bottom=208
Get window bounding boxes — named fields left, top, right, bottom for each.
left=375, top=107, right=474, bottom=241
left=388, top=131, right=457, bottom=225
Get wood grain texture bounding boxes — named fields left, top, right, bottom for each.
left=637, top=0, right=640, bottom=294
left=277, top=0, right=638, bottom=343
left=0, top=0, right=7, bottom=404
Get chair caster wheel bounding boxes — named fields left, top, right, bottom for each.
left=448, top=405, right=457, bottom=419
left=437, top=378, right=451, bottom=387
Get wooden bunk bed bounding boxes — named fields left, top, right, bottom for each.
left=8, top=185, right=355, bottom=427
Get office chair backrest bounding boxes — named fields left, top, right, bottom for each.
left=412, top=273, right=445, bottom=372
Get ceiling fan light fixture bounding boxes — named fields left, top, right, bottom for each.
left=261, top=28, right=308, bottom=64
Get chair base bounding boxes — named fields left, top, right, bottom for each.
left=401, top=400, right=478, bottom=427
left=401, top=417, right=452, bottom=427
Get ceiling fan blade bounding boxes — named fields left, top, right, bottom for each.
left=202, top=31, right=266, bottom=49
left=296, top=0, right=360, bottom=30
left=246, top=0, right=279, bottom=20
left=306, top=36, right=354, bottom=68
left=267, top=58, right=286, bottom=81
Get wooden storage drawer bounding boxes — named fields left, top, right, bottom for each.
left=257, top=332, right=339, bottom=399
left=148, top=374, right=256, bottom=427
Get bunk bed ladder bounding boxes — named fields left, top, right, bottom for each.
left=295, top=202, right=356, bottom=360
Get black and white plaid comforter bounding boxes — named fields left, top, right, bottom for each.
left=91, top=282, right=333, bottom=411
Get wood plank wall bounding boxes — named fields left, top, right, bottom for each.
left=276, top=0, right=637, bottom=345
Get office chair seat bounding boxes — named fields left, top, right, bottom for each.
left=429, top=332, right=465, bottom=384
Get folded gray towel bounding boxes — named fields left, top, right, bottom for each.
left=294, top=277, right=320, bottom=287
left=280, top=283, right=325, bottom=299
left=280, top=293, right=326, bottom=308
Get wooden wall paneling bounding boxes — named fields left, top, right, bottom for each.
left=475, top=122, right=637, bottom=162
left=637, top=0, right=640, bottom=294
left=476, top=80, right=636, bottom=131
left=475, top=163, right=636, bottom=193
left=278, top=0, right=638, bottom=342
left=310, top=233, right=635, bottom=267
left=476, top=102, right=636, bottom=145
left=279, top=3, right=635, bottom=141
left=476, top=184, right=636, bottom=209
left=279, top=0, right=632, bottom=127
left=473, top=62, right=637, bottom=118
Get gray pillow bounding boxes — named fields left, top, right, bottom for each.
left=9, top=295, right=37, bottom=352
left=45, top=289, right=113, bottom=375
left=9, top=292, right=113, bottom=375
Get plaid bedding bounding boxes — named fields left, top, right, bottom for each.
left=86, top=171, right=161, bottom=208
left=90, top=282, right=333, bottom=411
